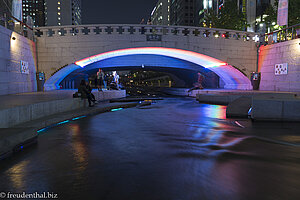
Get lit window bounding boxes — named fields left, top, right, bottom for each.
left=58, top=12, right=61, bottom=15
left=58, top=7, right=61, bottom=10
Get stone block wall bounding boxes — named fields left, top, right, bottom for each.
left=259, top=39, right=300, bottom=92
left=34, top=25, right=257, bottom=81
left=0, top=26, right=37, bottom=95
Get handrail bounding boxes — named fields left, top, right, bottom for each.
left=262, top=23, right=300, bottom=45
left=264, top=23, right=300, bottom=36
left=11, top=15, right=33, bottom=31
left=0, top=14, right=34, bottom=40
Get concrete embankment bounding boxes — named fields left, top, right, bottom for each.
left=0, top=99, right=153, bottom=160
left=0, top=89, right=128, bottom=160
left=0, top=90, right=126, bottom=128
left=250, top=96, right=300, bottom=121
left=194, top=90, right=300, bottom=121
left=166, top=88, right=300, bottom=121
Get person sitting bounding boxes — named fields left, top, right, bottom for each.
left=78, top=80, right=94, bottom=107
left=86, top=81, right=97, bottom=103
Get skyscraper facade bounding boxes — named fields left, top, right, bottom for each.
left=151, top=0, right=170, bottom=25
left=170, top=0, right=196, bottom=26
left=45, top=0, right=81, bottom=26
left=22, top=0, right=45, bottom=27
left=164, top=0, right=220, bottom=26
left=151, top=0, right=276, bottom=32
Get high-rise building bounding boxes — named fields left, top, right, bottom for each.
left=151, top=0, right=275, bottom=32
left=151, top=0, right=171, bottom=25
left=22, top=0, right=46, bottom=27
left=194, top=0, right=219, bottom=26
left=0, top=0, right=13, bottom=27
left=254, top=0, right=276, bottom=32
left=45, top=0, right=81, bottom=26
left=1, top=0, right=24, bottom=31
left=170, top=0, right=196, bottom=26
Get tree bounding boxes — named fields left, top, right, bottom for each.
left=203, top=0, right=248, bottom=31
left=264, top=0, right=300, bottom=28
left=264, top=1, right=278, bottom=32
left=288, top=0, right=300, bottom=26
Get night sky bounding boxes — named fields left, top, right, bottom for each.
left=82, top=0, right=158, bottom=24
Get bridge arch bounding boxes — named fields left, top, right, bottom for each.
left=44, top=47, right=251, bottom=90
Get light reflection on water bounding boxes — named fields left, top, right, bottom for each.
left=187, top=104, right=228, bottom=145
left=6, top=160, right=29, bottom=190
left=69, top=124, right=88, bottom=171
left=201, top=104, right=227, bottom=119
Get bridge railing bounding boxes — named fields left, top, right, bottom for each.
left=262, top=23, right=300, bottom=45
left=33, top=24, right=258, bottom=42
left=0, top=10, right=35, bottom=40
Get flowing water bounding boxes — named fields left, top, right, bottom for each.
left=0, top=98, right=300, bottom=199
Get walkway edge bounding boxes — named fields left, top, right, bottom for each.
left=0, top=101, right=141, bottom=161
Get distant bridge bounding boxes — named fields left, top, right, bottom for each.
left=34, top=24, right=259, bottom=90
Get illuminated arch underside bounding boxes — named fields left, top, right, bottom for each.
left=44, top=47, right=252, bottom=90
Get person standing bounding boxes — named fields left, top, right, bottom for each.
left=112, top=71, right=120, bottom=90
left=188, top=72, right=205, bottom=92
left=197, top=72, right=204, bottom=89
left=96, top=68, right=105, bottom=91
left=102, top=72, right=107, bottom=90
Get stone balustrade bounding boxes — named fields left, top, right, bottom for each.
left=34, top=24, right=258, bottom=42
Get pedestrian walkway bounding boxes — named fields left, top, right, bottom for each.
left=0, top=90, right=75, bottom=110
left=0, top=89, right=126, bottom=128
left=0, top=89, right=129, bottom=160
left=163, top=87, right=300, bottom=97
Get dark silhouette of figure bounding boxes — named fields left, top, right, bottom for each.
left=86, top=81, right=97, bottom=103
left=188, top=72, right=205, bottom=92
left=78, top=80, right=94, bottom=107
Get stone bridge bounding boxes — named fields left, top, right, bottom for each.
left=33, top=24, right=259, bottom=90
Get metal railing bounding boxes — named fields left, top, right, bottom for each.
left=33, top=24, right=258, bottom=42
left=0, top=14, right=34, bottom=40
left=263, top=23, right=300, bottom=45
